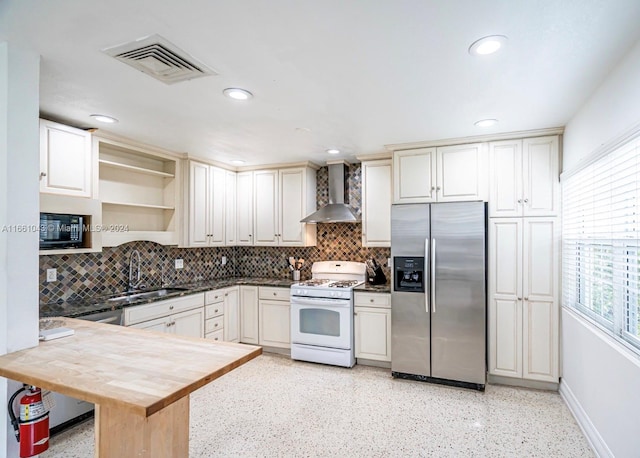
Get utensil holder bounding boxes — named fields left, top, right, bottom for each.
left=292, top=270, right=300, bottom=281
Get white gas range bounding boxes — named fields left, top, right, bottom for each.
left=290, top=261, right=366, bottom=368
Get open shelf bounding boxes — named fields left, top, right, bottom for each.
left=102, top=201, right=175, bottom=210
left=97, top=137, right=180, bottom=247
left=99, top=159, right=175, bottom=178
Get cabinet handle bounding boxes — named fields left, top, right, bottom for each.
left=273, top=292, right=277, bottom=296
left=517, top=199, right=522, bottom=204
left=169, top=305, right=174, bottom=310
left=215, top=309, right=219, bottom=313
left=431, top=186, right=435, bottom=192
left=225, top=293, right=228, bottom=297
left=524, top=198, right=529, bottom=203
left=214, top=337, right=219, bottom=341
left=215, top=323, right=219, bottom=327
left=517, top=297, right=522, bottom=300
left=436, top=186, right=441, bottom=191
left=39, top=172, right=47, bottom=179
left=370, top=299, right=374, bottom=303
left=354, top=312, right=358, bottom=316
left=524, top=297, right=529, bottom=301
left=166, top=322, right=171, bottom=327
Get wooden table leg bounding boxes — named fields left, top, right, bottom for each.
left=95, top=396, right=190, bottom=457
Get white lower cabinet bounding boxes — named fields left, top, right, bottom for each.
left=240, top=286, right=259, bottom=344
left=354, top=292, right=391, bottom=362
left=488, top=217, right=559, bottom=383
left=125, top=293, right=205, bottom=338
left=204, top=289, right=224, bottom=340
left=258, top=287, right=290, bottom=348
left=223, top=286, right=240, bottom=343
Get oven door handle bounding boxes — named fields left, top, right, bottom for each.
left=290, top=297, right=351, bottom=308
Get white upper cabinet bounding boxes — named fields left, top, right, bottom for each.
left=393, top=143, right=487, bottom=203
left=253, top=167, right=316, bottom=247
left=362, top=159, right=391, bottom=247
left=236, top=171, right=254, bottom=245
left=187, top=161, right=225, bottom=247
left=393, top=148, right=436, bottom=203
left=225, top=170, right=237, bottom=245
left=489, top=136, right=559, bottom=217
left=436, top=143, right=487, bottom=202
left=40, top=119, right=92, bottom=197
left=254, top=169, right=279, bottom=245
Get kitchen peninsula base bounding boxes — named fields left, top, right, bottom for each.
left=0, top=318, right=262, bottom=458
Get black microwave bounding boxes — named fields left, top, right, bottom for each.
left=39, top=213, right=84, bottom=249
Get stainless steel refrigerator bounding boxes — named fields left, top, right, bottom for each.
left=391, top=202, right=486, bottom=390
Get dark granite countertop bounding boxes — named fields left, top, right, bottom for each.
left=40, top=277, right=296, bottom=319
left=355, top=283, right=391, bottom=293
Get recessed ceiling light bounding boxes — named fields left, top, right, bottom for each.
left=474, top=119, right=499, bottom=128
left=223, top=88, right=253, bottom=100
left=90, top=114, right=118, bottom=124
left=326, top=149, right=340, bottom=155
left=231, top=160, right=245, bottom=165
left=468, top=35, right=507, bottom=56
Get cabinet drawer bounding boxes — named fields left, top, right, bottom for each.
left=205, top=289, right=225, bottom=305
left=205, top=303, right=224, bottom=319
left=206, top=329, right=224, bottom=342
left=259, top=287, right=290, bottom=301
left=354, top=292, right=391, bottom=308
left=205, top=316, right=224, bottom=334
left=125, top=293, right=204, bottom=325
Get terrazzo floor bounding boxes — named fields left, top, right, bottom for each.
left=43, top=353, right=593, bottom=457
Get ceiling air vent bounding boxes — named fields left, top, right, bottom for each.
left=102, top=34, right=217, bottom=84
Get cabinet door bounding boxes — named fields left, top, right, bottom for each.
left=209, top=167, right=226, bottom=245
left=354, top=306, right=391, bottom=361
left=240, top=286, right=259, bottom=344
left=488, top=218, right=523, bottom=378
left=40, top=119, right=92, bottom=197
left=254, top=170, right=279, bottom=245
left=172, top=308, right=204, bottom=338
left=225, top=171, right=237, bottom=245
left=259, top=300, right=290, bottom=348
left=393, top=148, right=436, bottom=203
left=236, top=171, right=254, bottom=245
left=362, top=160, right=391, bottom=247
left=223, top=287, right=240, bottom=342
left=522, top=218, right=558, bottom=382
left=523, top=136, right=559, bottom=217
left=489, top=140, right=523, bottom=217
left=188, top=161, right=210, bottom=247
left=129, top=316, right=170, bottom=333
left=279, top=168, right=305, bottom=246
left=437, top=143, right=487, bottom=202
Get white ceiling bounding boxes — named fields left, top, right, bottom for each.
left=2, top=0, right=640, bottom=166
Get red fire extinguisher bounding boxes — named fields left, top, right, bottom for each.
left=8, top=385, right=50, bottom=457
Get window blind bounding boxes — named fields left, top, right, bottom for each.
left=562, top=135, right=640, bottom=351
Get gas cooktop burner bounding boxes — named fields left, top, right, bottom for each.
left=328, top=280, right=361, bottom=288
left=297, top=279, right=331, bottom=287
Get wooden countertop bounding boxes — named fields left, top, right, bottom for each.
left=0, top=318, right=262, bottom=417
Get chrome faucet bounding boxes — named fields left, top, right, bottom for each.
left=128, top=250, right=145, bottom=291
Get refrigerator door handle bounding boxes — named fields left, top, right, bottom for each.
left=425, top=237, right=430, bottom=313
left=431, top=238, right=436, bottom=313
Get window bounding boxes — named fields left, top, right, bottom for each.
left=562, top=135, right=640, bottom=352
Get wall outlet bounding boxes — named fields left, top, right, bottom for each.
left=221, top=256, right=227, bottom=266
left=46, top=268, right=57, bottom=282
left=175, top=259, right=184, bottom=269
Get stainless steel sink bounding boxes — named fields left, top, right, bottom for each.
left=107, top=287, right=189, bottom=303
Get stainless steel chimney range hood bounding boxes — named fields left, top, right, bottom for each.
left=301, top=162, right=361, bottom=223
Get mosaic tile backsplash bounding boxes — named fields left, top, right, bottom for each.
left=39, top=164, right=390, bottom=303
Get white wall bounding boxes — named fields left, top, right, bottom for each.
left=0, top=41, right=40, bottom=458
left=561, top=37, right=640, bottom=458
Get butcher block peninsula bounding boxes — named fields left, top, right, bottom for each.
left=0, top=318, right=262, bottom=457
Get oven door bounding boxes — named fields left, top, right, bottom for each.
left=290, top=296, right=352, bottom=349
